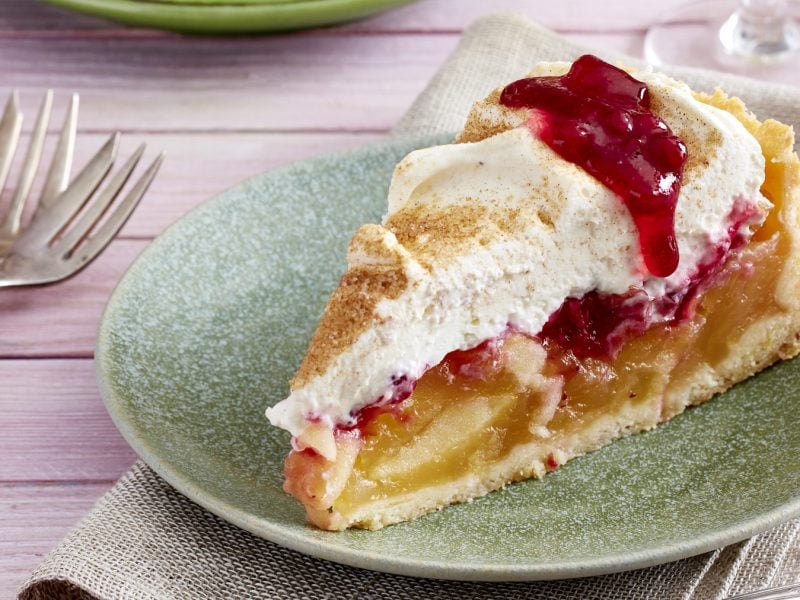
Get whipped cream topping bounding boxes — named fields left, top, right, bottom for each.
left=267, top=65, right=769, bottom=442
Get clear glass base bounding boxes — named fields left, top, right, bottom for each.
left=644, top=0, right=800, bottom=83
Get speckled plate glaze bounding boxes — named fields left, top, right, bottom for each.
left=97, top=134, right=800, bottom=581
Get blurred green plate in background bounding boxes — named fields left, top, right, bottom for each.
left=41, top=0, right=418, bottom=34
left=96, top=134, right=800, bottom=581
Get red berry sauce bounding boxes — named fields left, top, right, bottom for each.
left=341, top=373, right=417, bottom=433
left=441, top=337, right=504, bottom=382
left=538, top=290, right=651, bottom=360
left=500, top=54, right=687, bottom=278
left=539, top=198, right=761, bottom=360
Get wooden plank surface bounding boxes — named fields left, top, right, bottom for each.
left=2, top=32, right=641, bottom=135
left=1, top=34, right=457, bottom=132
left=0, top=240, right=145, bottom=358
left=0, top=360, right=136, bottom=481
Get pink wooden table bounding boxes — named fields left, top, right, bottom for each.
left=0, top=0, right=790, bottom=595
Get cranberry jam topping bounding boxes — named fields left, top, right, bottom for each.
left=538, top=198, right=761, bottom=360
left=500, top=54, right=688, bottom=277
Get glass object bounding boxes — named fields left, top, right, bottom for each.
left=644, top=0, right=800, bottom=82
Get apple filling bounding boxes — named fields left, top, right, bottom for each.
left=285, top=222, right=788, bottom=530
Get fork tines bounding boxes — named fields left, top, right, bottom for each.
left=0, top=90, right=163, bottom=288
left=0, top=91, right=75, bottom=243
left=13, top=129, right=164, bottom=260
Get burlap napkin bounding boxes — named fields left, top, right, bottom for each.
left=19, top=13, right=800, bottom=600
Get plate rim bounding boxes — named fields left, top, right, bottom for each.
left=96, top=133, right=800, bottom=582
left=41, top=0, right=419, bottom=34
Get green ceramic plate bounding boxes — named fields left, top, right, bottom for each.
left=41, top=0, right=417, bottom=34
left=136, top=0, right=328, bottom=6
left=97, top=134, right=800, bottom=581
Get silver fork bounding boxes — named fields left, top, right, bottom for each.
left=0, top=91, right=163, bottom=288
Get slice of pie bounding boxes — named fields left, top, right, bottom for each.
left=266, top=55, right=800, bottom=531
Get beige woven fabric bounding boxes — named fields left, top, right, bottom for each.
left=393, top=13, right=800, bottom=137
left=19, top=13, right=800, bottom=600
